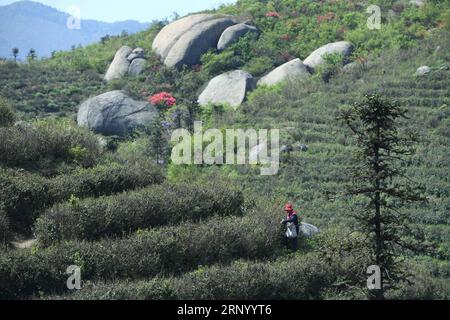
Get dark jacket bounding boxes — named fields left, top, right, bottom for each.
left=284, top=212, right=300, bottom=236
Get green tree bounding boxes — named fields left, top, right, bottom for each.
left=146, top=116, right=170, bottom=165
left=27, top=48, right=37, bottom=62
left=340, top=93, right=424, bottom=300
left=12, top=47, right=19, bottom=62
left=100, top=35, right=111, bottom=44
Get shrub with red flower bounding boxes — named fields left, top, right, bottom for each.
left=149, top=92, right=176, bottom=109
left=266, top=11, right=280, bottom=18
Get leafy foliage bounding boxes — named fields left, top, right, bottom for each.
left=35, top=181, right=244, bottom=244
left=0, top=96, right=16, bottom=127
left=340, top=93, right=425, bottom=298
left=0, top=119, right=102, bottom=173
left=0, top=161, right=164, bottom=234
left=0, top=201, right=285, bottom=299
left=0, top=207, right=11, bottom=246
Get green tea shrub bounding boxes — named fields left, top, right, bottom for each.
left=0, top=119, right=102, bottom=171
left=0, top=170, right=49, bottom=233
left=35, top=182, right=244, bottom=244
left=201, top=50, right=244, bottom=76
left=62, top=253, right=363, bottom=300
left=0, top=162, right=164, bottom=233
left=0, top=207, right=11, bottom=245
left=0, top=204, right=283, bottom=299
left=50, top=229, right=371, bottom=300
left=0, top=96, right=16, bottom=127
left=48, top=161, right=164, bottom=201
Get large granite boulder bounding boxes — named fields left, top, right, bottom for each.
left=104, top=46, right=132, bottom=82
left=127, top=47, right=145, bottom=62
left=299, top=223, right=320, bottom=238
left=152, top=14, right=238, bottom=68
left=104, top=47, right=148, bottom=81
left=217, top=23, right=259, bottom=51
left=416, top=66, right=432, bottom=76
left=128, top=58, right=147, bottom=76
left=153, top=14, right=216, bottom=58
left=303, top=41, right=354, bottom=72
left=198, top=70, right=255, bottom=109
left=77, top=91, right=157, bottom=136
left=258, top=58, right=311, bottom=86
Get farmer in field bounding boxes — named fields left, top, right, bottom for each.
left=281, top=203, right=301, bottom=252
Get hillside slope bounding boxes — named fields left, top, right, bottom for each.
left=0, top=0, right=449, bottom=300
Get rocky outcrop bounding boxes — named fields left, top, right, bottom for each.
left=198, top=70, right=255, bottom=109
left=127, top=47, right=145, bottom=62
left=152, top=14, right=238, bottom=69
left=299, top=223, right=320, bottom=238
left=416, top=66, right=432, bottom=76
left=153, top=14, right=216, bottom=58
left=217, top=23, right=259, bottom=51
left=128, top=58, right=147, bottom=76
left=77, top=91, right=157, bottom=136
left=258, top=59, right=311, bottom=86
left=104, top=46, right=133, bottom=82
left=104, top=47, right=147, bottom=81
left=303, top=41, right=354, bottom=72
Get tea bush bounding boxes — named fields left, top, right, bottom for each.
left=0, top=63, right=104, bottom=118
left=0, top=162, right=164, bottom=234
left=0, top=205, right=284, bottom=299
left=0, top=170, right=48, bottom=234
left=35, top=182, right=244, bottom=244
left=49, top=228, right=371, bottom=300
left=48, top=160, right=164, bottom=201
left=0, top=207, right=11, bottom=246
left=48, top=253, right=365, bottom=300
left=0, top=96, right=16, bottom=127
left=0, top=119, right=102, bottom=172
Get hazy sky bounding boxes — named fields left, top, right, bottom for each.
left=0, top=0, right=236, bottom=22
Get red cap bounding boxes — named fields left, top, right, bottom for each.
left=284, top=203, right=294, bottom=212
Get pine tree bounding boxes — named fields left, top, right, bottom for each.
left=340, top=93, right=424, bottom=299
left=27, top=48, right=37, bottom=62
left=147, top=115, right=170, bottom=165
left=12, top=48, right=19, bottom=62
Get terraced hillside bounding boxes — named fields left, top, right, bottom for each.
left=0, top=0, right=449, bottom=300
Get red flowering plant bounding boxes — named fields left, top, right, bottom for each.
left=149, top=92, right=176, bottom=110
left=265, top=11, right=280, bottom=18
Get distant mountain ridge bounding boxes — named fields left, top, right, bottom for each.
left=0, top=1, right=150, bottom=59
